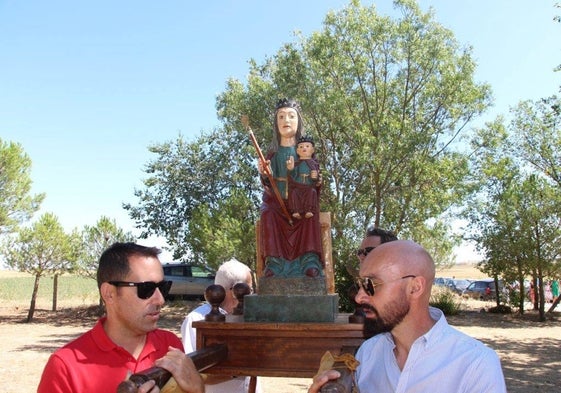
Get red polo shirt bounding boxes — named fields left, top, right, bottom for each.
left=38, top=317, right=183, bottom=393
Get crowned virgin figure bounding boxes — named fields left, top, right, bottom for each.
left=257, top=98, right=323, bottom=278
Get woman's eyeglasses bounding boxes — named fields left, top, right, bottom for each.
left=355, top=275, right=416, bottom=296
left=356, top=246, right=376, bottom=257
left=108, top=280, right=172, bottom=299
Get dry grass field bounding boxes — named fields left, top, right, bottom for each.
left=435, top=262, right=489, bottom=279
left=1, top=266, right=560, bottom=392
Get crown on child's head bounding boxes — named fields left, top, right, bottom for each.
left=276, top=98, right=301, bottom=111
left=297, top=135, right=314, bottom=146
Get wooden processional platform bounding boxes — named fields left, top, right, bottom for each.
left=193, top=213, right=363, bottom=391
left=193, top=314, right=364, bottom=392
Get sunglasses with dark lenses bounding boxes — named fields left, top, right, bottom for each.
left=355, top=275, right=416, bottom=296
left=356, top=246, right=376, bottom=257
left=108, top=280, right=172, bottom=299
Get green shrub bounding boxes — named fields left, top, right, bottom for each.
left=430, top=286, right=462, bottom=316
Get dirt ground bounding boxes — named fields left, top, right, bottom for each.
left=1, top=300, right=560, bottom=393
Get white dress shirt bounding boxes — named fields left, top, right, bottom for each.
left=181, top=303, right=261, bottom=393
left=355, top=307, right=506, bottom=393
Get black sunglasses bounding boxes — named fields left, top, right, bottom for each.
left=355, top=275, right=416, bottom=296
left=356, top=246, right=376, bottom=257
left=108, top=280, right=172, bottom=299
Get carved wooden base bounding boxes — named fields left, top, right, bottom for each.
left=244, top=293, right=339, bottom=322
left=193, top=315, right=363, bottom=378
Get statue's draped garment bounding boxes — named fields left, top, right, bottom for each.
left=259, top=146, right=323, bottom=268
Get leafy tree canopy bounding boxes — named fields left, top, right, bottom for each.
left=125, top=0, right=491, bottom=275
left=78, top=216, right=136, bottom=280
left=465, top=94, right=561, bottom=318
left=0, top=138, right=44, bottom=235
left=2, top=212, right=80, bottom=275
left=1, top=212, right=81, bottom=321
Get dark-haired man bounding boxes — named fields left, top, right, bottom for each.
left=38, top=242, right=204, bottom=393
left=350, top=226, right=398, bottom=335
left=356, top=226, right=398, bottom=263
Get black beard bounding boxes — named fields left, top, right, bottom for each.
left=363, top=313, right=391, bottom=338
left=362, top=298, right=410, bottom=339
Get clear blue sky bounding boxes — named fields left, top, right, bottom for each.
left=1, top=1, right=560, bottom=260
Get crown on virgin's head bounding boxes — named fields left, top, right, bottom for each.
left=276, top=98, right=301, bottom=111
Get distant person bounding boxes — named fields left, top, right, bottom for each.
left=552, top=279, right=559, bottom=302
left=349, top=225, right=398, bottom=335
left=356, top=225, right=398, bottom=263
left=545, top=281, right=553, bottom=303
left=485, top=285, right=492, bottom=299
left=309, top=240, right=507, bottom=393
left=529, top=282, right=536, bottom=305
left=181, top=258, right=261, bottom=393
left=38, top=242, right=204, bottom=393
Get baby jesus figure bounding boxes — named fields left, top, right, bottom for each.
left=286, top=135, right=321, bottom=220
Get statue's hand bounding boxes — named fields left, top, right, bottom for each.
left=258, top=159, right=271, bottom=175
left=316, top=173, right=322, bottom=186
left=286, top=156, right=295, bottom=170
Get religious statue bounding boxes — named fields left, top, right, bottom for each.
left=254, top=98, right=323, bottom=278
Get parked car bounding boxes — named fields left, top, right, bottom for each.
left=434, top=277, right=454, bottom=287
left=162, top=263, right=215, bottom=300
left=449, top=279, right=473, bottom=295
left=462, top=278, right=504, bottom=301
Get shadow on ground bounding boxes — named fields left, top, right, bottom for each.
left=448, top=308, right=560, bottom=330
left=490, top=337, right=561, bottom=392
left=448, top=309, right=561, bottom=392
left=2, top=303, right=559, bottom=392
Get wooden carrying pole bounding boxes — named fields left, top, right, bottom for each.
left=116, top=344, right=228, bottom=393
left=318, top=346, right=358, bottom=393
left=319, top=366, right=354, bottom=393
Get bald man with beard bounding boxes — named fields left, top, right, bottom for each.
left=309, top=240, right=506, bottom=393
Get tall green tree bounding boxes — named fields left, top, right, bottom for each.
left=465, top=119, right=522, bottom=307
left=510, top=96, right=561, bottom=187
left=1, top=213, right=80, bottom=322
left=467, top=101, right=561, bottom=319
left=517, top=176, right=561, bottom=320
left=188, top=189, right=257, bottom=267
left=78, top=216, right=135, bottom=313
left=124, top=131, right=259, bottom=269
left=463, top=6, right=561, bottom=319
left=79, top=216, right=136, bottom=280
left=0, top=139, right=44, bottom=235
left=469, top=168, right=560, bottom=316
left=508, top=97, right=561, bottom=318
left=216, top=0, right=490, bottom=264
left=126, top=1, right=490, bottom=287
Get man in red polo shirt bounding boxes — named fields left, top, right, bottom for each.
left=38, top=242, right=204, bottom=393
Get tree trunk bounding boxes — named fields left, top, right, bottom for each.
left=537, top=269, right=546, bottom=322
left=516, top=260, right=525, bottom=314
left=494, top=276, right=501, bottom=307
left=52, top=274, right=58, bottom=311
left=547, top=295, right=560, bottom=314
left=517, top=277, right=525, bottom=314
left=26, top=274, right=41, bottom=323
